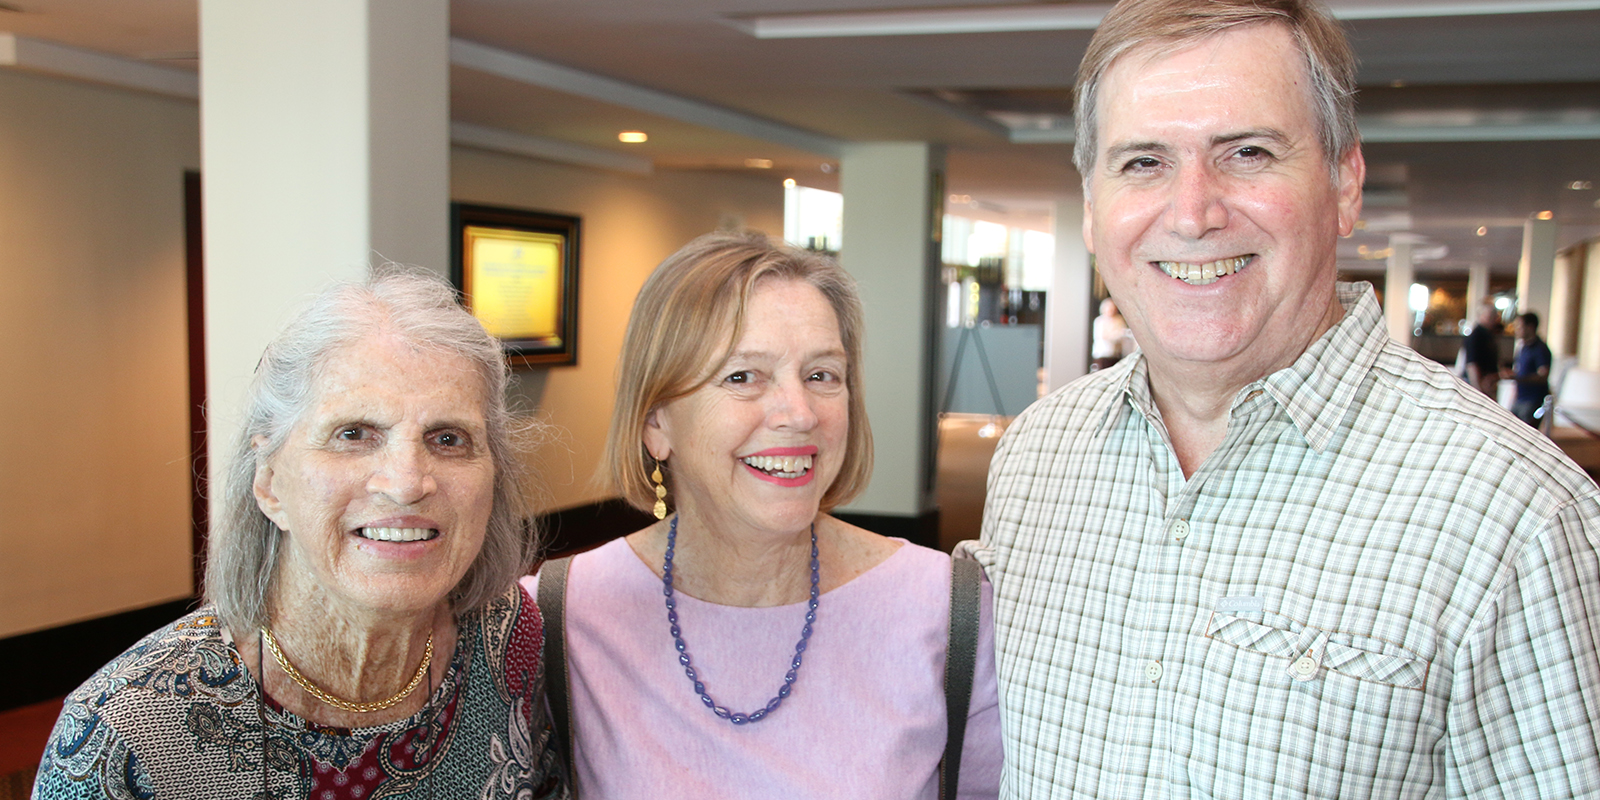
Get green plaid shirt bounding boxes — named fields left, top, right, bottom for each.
left=965, top=282, right=1600, bottom=798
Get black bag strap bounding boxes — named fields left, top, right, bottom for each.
left=940, top=557, right=983, bottom=800
left=537, top=556, right=577, bottom=797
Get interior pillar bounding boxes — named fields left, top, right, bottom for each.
left=1518, top=215, right=1558, bottom=321
left=1046, top=195, right=1091, bottom=393
left=201, top=0, right=449, bottom=523
left=1466, top=262, right=1490, bottom=318
left=1385, top=237, right=1416, bottom=345
left=837, top=142, right=944, bottom=529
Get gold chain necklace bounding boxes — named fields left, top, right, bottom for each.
left=260, top=626, right=433, bottom=714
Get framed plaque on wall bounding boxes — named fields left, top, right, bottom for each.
left=450, top=202, right=581, bottom=366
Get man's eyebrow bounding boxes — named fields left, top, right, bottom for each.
left=1213, top=128, right=1292, bottom=148
left=1103, top=140, right=1171, bottom=165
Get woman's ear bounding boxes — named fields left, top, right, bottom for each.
left=251, top=435, right=289, bottom=530
left=642, top=408, right=671, bottom=462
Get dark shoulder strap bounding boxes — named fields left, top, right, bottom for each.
left=537, top=556, right=576, bottom=796
left=940, top=557, right=983, bottom=800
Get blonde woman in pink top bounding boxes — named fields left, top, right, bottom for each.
left=525, top=232, right=1000, bottom=799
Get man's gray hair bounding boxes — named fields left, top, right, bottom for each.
left=1073, top=0, right=1359, bottom=180
left=206, top=266, right=540, bottom=632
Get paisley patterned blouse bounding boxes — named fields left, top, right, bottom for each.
left=33, top=586, right=564, bottom=800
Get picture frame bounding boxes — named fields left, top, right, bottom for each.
left=451, top=203, right=581, bottom=367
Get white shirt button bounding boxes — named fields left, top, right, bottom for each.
left=1290, top=654, right=1320, bottom=681
left=1171, top=519, right=1190, bottom=541
left=1145, top=661, right=1163, bottom=682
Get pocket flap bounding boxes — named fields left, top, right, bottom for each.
left=1322, top=640, right=1428, bottom=690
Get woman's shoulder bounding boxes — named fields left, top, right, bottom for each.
left=37, top=606, right=247, bottom=797
left=64, top=606, right=242, bottom=706
left=821, top=521, right=958, bottom=602
left=466, top=583, right=547, bottom=698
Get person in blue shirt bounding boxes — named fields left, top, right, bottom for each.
left=1510, top=311, right=1553, bottom=427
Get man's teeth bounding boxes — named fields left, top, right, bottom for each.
left=1158, top=255, right=1249, bottom=285
left=359, top=527, right=436, bottom=542
left=742, top=454, right=813, bottom=478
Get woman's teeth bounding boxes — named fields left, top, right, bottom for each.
left=1158, top=255, right=1249, bottom=285
left=742, top=454, right=813, bottom=478
left=359, top=527, right=436, bottom=542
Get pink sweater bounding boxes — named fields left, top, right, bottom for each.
left=524, top=537, right=1001, bottom=800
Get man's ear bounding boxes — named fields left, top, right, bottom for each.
left=641, top=408, right=672, bottom=462
left=1081, top=189, right=1097, bottom=256
left=1335, top=146, right=1366, bottom=238
left=251, top=435, right=289, bottom=530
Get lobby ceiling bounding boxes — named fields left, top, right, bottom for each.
left=4, top=0, right=1599, bottom=279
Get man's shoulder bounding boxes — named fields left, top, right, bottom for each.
left=1007, top=362, right=1130, bottom=441
left=1367, top=341, right=1593, bottom=501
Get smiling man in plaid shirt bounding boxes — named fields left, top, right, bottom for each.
left=963, top=0, right=1600, bottom=796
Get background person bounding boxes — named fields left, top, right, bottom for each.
left=1510, top=310, right=1553, bottom=427
left=526, top=232, right=1001, bottom=799
left=1460, top=301, right=1501, bottom=396
left=35, top=269, right=563, bottom=799
left=1090, top=297, right=1132, bottom=371
left=966, top=0, right=1600, bottom=797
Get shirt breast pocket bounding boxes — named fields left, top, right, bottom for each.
left=1197, top=612, right=1434, bottom=794
left=1204, top=611, right=1429, bottom=691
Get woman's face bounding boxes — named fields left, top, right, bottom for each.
left=253, top=334, right=496, bottom=619
left=645, top=278, right=850, bottom=540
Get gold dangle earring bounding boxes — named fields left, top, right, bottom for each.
left=651, top=461, right=668, bottom=520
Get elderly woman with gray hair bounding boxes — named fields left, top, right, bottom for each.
left=34, top=269, right=564, bottom=799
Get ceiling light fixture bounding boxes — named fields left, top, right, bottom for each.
left=745, top=158, right=774, bottom=169
left=784, top=178, right=796, bottom=188
left=1537, top=210, right=1555, bottom=220
left=728, top=1, right=1600, bottom=39
left=1476, top=226, right=1488, bottom=236
left=618, top=131, right=648, bottom=143
left=1570, top=180, right=1594, bottom=190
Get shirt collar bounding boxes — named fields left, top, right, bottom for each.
left=1263, top=281, right=1387, bottom=451
left=1108, top=282, right=1388, bottom=452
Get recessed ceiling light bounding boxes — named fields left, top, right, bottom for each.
left=1537, top=210, right=1554, bottom=220
left=745, top=158, right=774, bottom=169
left=783, top=178, right=796, bottom=188
left=1570, top=180, right=1594, bottom=190
left=618, top=131, right=648, bottom=144
left=1476, top=226, right=1488, bottom=236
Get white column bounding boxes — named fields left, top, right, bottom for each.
left=1580, top=242, right=1600, bottom=372
left=1046, top=195, right=1091, bottom=392
left=1518, top=215, right=1558, bottom=320
left=1384, top=237, right=1416, bottom=345
left=1466, top=262, right=1490, bottom=317
left=201, top=0, right=449, bottom=522
left=1548, top=249, right=1582, bottom=359
left=837, top=142, right=944, bottom=518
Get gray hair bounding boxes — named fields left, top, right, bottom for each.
left=206, top=266, right=539, bottom=632
left=1073, top=0, right=1359, bottom=180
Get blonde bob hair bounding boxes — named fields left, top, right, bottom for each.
left=603, top=231, right=873, bottom=514
left=1073, top=0, right=1359, bottom=179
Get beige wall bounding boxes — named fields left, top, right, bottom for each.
left=0, top=77, right=782, bottom=638
left=0, top=70, right=199, bottom=638
left=451, top=147, right=784, bottom=513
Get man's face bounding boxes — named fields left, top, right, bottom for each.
left=1083, top=23, right=1364, bottom=380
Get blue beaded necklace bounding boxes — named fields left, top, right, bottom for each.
left=662, top=515, right=819, bottom=725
